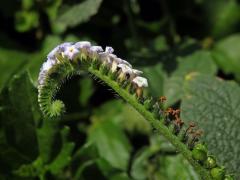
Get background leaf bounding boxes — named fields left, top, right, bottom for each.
left=0, top=72, right=39, bottom=176
left=55, top=0, right=103, bottom=33
left=89, top=119, right=132, bottom=171
left=181, top=74, right=240, bottom=177
left=164, top=50, right=217, bottom=106
left=212, top=34, right=240, bottom=81
left=0, top=49, right=28, bottom=91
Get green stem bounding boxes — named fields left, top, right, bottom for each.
left=88, top=67, right=212, bottom=180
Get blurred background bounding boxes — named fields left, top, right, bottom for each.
left=0, top=0, right=240, bottom=179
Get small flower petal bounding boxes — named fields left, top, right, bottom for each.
left=105, top=46, right=114, bottom=54
left=117, top=63, right=133, bottom=74
left=63, top=45, right=79, bottom=60
left=99, top=52, right=111, bottom=64
left=121, top=60, right=132, bottom=68
left=90, top=46, right=103, bottom=53
left=75, top=41, right=91, bottom=49
left=42, top=60, right=54, bottom=71
left=132, top=69, right=143, bottom=75
left=132, top=76, right=148, bottom=88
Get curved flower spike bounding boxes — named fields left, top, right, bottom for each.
left=38, top=41, right=233, bottom=180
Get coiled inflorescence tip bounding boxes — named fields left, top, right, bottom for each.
left=38, top=41, right=148, bottom=118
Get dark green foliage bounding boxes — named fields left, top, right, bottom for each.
left=0, top=0, right=240, bottom=179
left=181, top=75, right=240, bottom=177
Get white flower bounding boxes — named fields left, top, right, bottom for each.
left=59, top=42, right=73, bottom=50
left=129, top=69, right=143, bottom=80
left=117, top=63, right=133, bottom=81
left=38, top=59, right=56, bottom=85
left=132, top=69, right=143, bottom=75
left=42, top=60, right=55, bottom=71
left=110, top=57, right=122, bottom=73
left=90, top=46, right=103, bottom=52
left=89, top=45, right=103, bottom=61
left=121, top=60, right=132, bottom=68
left=99, top=52, right=111, bottom=64
left=117, top=64, right=133, bottom=74
left=75, top=41, right=91, bottom=49
left=47, top=46, right=59, bottom=60
left=132, top=76, right=148, bottom=88
left=105, top=46, right=114, bottom=54
left=38, top=72, right=45, bottom=85
left=75, top=41, right=91, bottom=60
left=63, top=45, right=79, bottom=60
left=47, top=42, right=72, bottom=60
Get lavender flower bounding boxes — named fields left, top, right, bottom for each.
left=42, top=60, right=55, bottom=71
left=75, top=41, right=91, bottom=49
left=63, top=45, right=79, bottom=60
left=99, top=52, right=111, bottom=65
left=38, top=59, right=56, bottom=85
left=89, top=46, right=103, bottom=60
left=47, top=42, right=73, bottom=62
left=75, top=41, right=91, bottom=60
left=105, top=46, right=114, bottom=54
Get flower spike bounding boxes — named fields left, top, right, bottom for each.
left=37, top=41, right=235, bottom=180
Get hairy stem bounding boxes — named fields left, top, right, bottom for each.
left=88, top=67, right=211, bottom=179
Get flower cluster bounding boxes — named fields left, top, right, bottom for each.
left=38, top=41, right=148, bottom=97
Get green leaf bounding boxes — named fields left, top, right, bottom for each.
left=181, top=74, right=240, bottom=177
left=142, top=63, right=166, bottom=97
left=45, top=0, right=62, bottom=21
left=130, top=147, right=152, bottom=180
left=15, top=11, right=39, bottom=32
left=0, top=48, right=28, bottom=91
left=89, top=120, right=132, bottom=170
left=164, top=50, right=217, bottom=106
left=203, top=0, right=240, bottom=37
left=36, top=120, right=59, bottom=164
left=79, top=77, right=94, bottom=106
left=22, top=0, right=34, bottom=10
left=48, top=126, right=75, bottom=174
left=0, top=72, right=40, bottom=171
left=131, top=135, right=198, bottom=180
left=15, top=125, right=74, bottom=178
left=91, top=100, right=151, bottom=134
left=55, top=0, right=103, bottom=33
left=159, top=155, right=199, bottom=180
left=212, top=34, right=240, bottom=80
left=28, top=35, right=62, bottom=84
